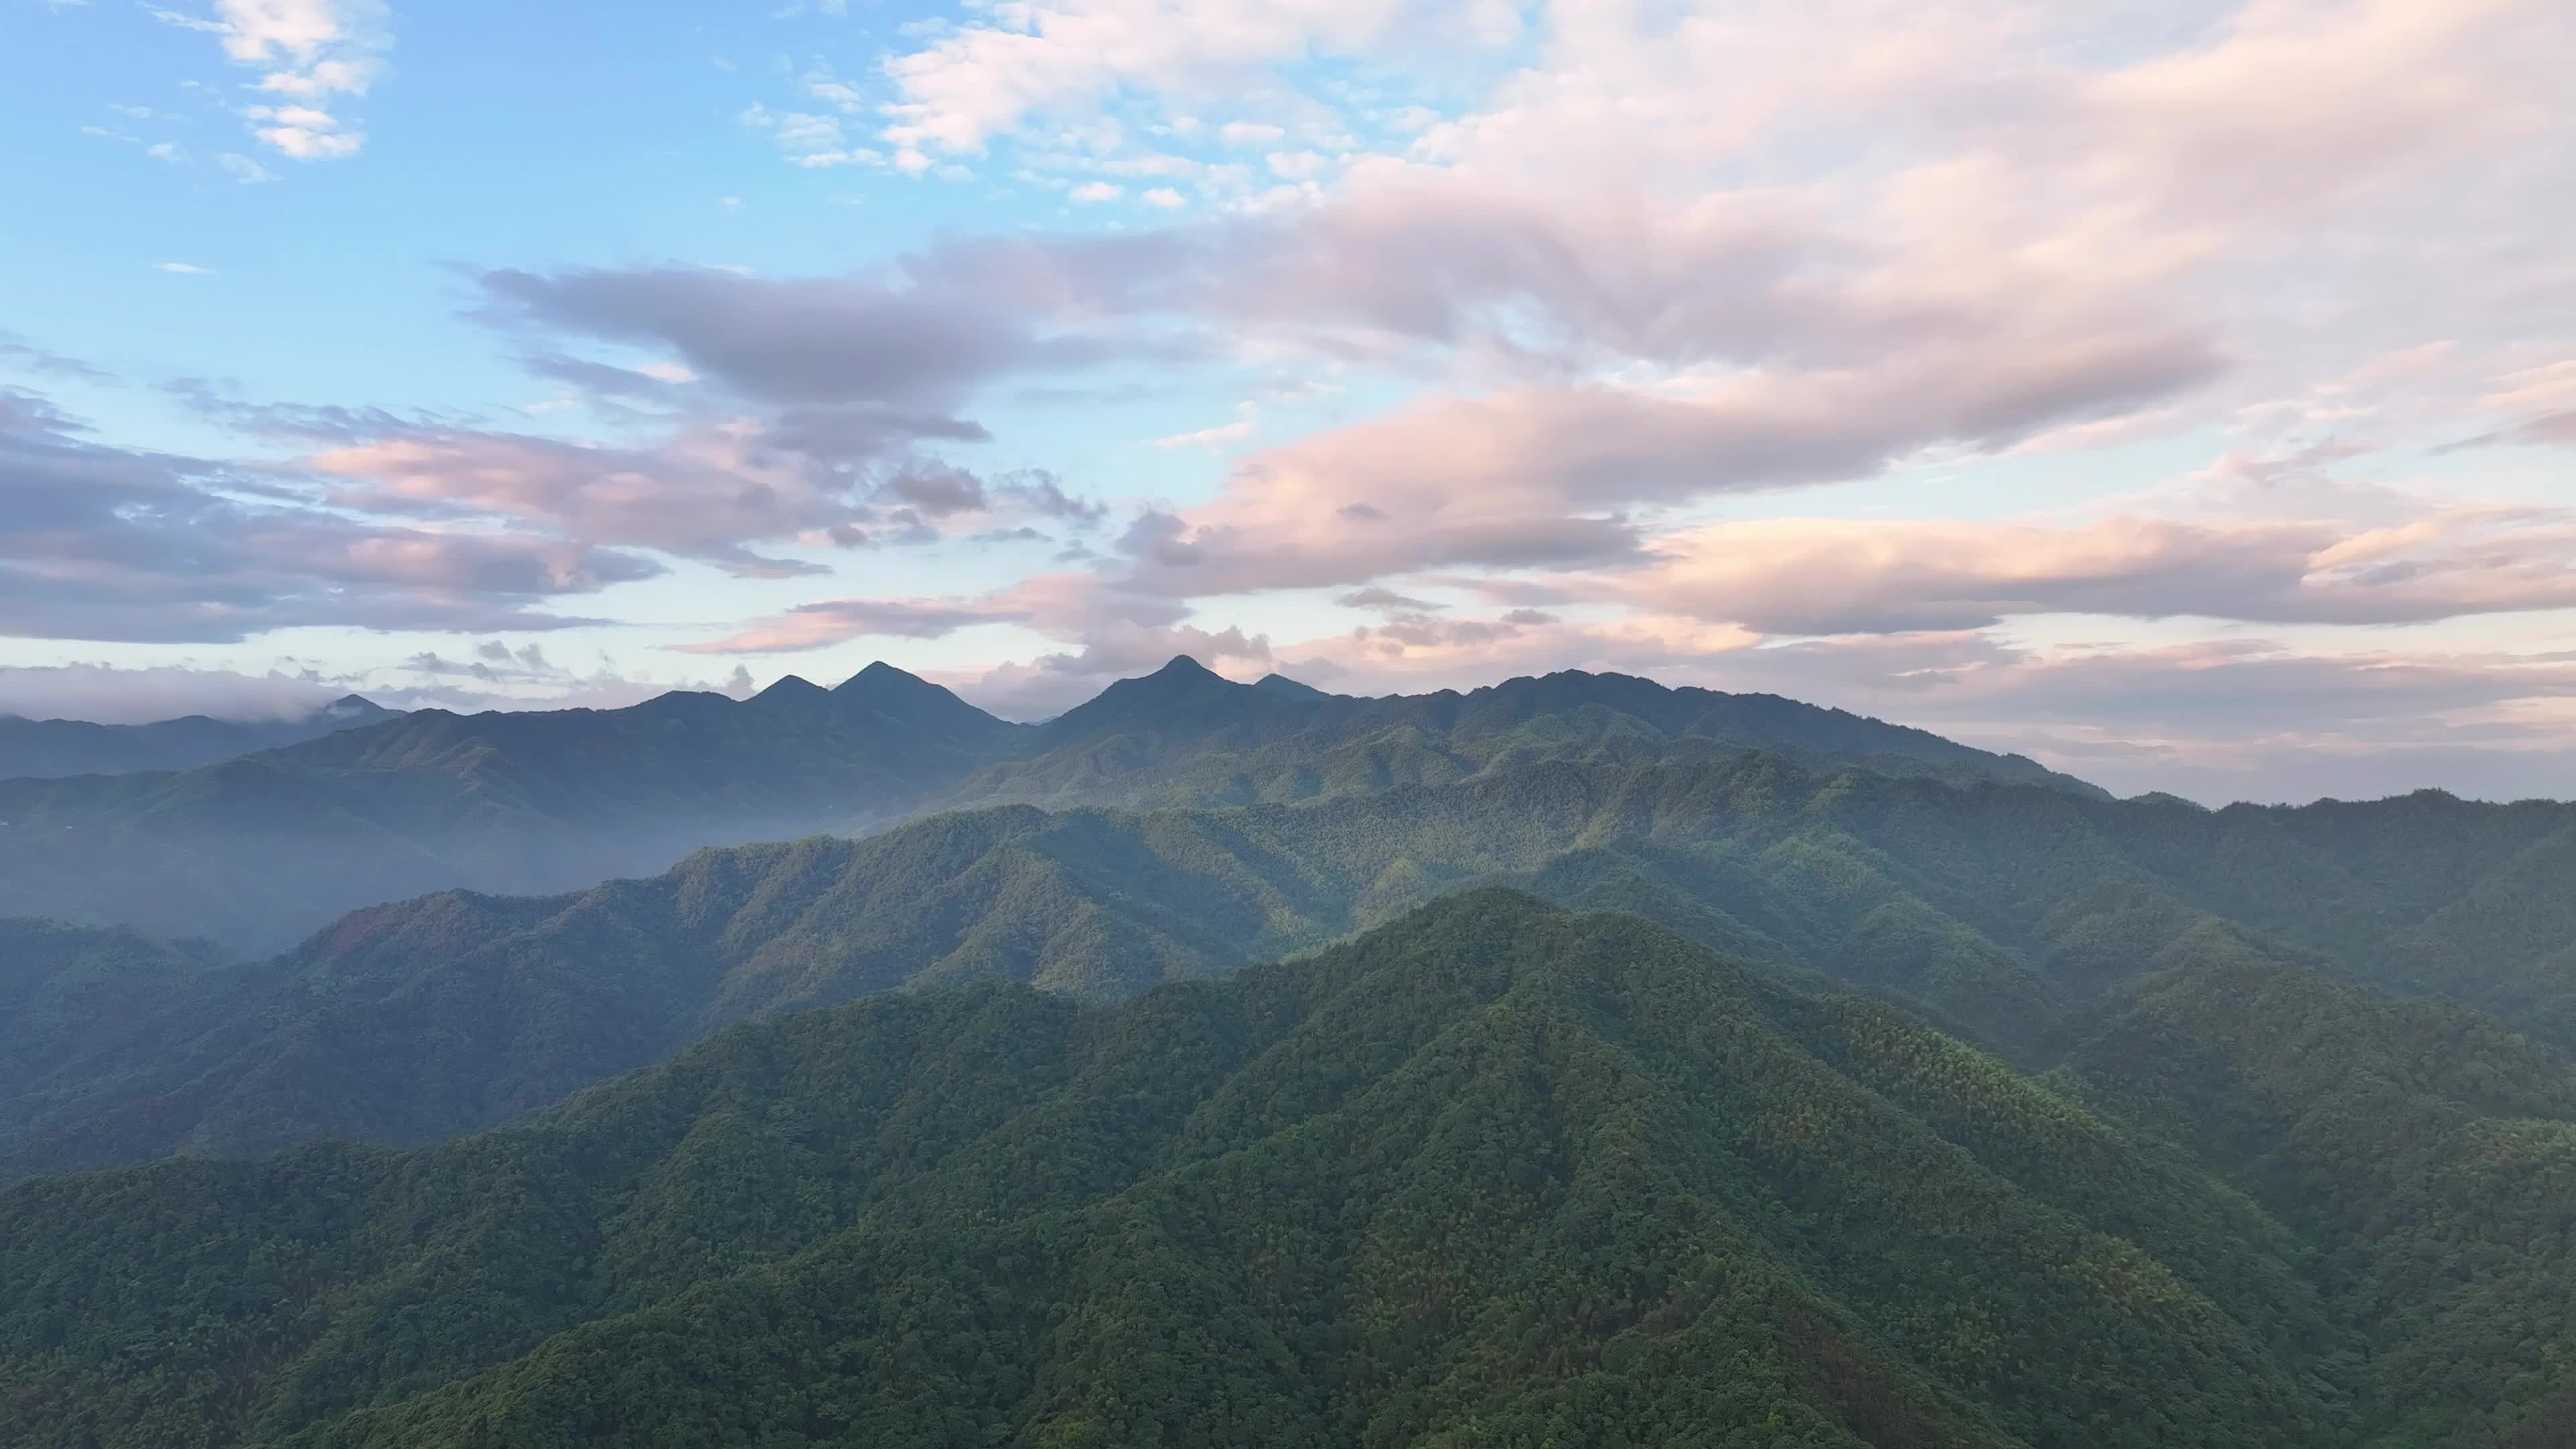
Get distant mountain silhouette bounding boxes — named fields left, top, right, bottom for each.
left=0, top=694, right=396, bottom=779
left=0, top=659, right=2098, bottom=951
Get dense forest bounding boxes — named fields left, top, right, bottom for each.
left=0, top=659, right=2094, bottom=951
left=3, top=895, right=2570, bottom=1448
left=3, top=747, right=2571, bottom=1185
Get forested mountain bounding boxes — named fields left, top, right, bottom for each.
left=5, top=895, right=2571, bottom=1448
left=0, top=665, right=1026, bottom=950
left=952, top=655, right=2102, bottom=813
left=4, top=750, right=2569, bottom=1185
left=0, top=695, right=397, bottom=780
left=0, top=658, right=2098, bottom=952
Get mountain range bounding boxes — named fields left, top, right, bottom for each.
left=1, top=660, right=2570, bottom=1447
left=0, top=657, right=2099, bottom=952
left=3, top=745, right=2568, bottom=1187
left=0, top=694, right=398, bottom=780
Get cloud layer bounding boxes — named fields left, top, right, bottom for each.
left=10, top=0, right=2576, bottom=804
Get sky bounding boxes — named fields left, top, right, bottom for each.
left=2, top=0, right=2573, bottom=804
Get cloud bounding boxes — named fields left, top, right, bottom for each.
left=154, top=262, right=215, bottom=274
left=1335, top=586, right=1441, bottom=614
left=133, top=264, right=1110, bottom=580
left=303, top=422, right=884, bottom=578
left=0, top=385, right=659, bottom=643
left=1150, top=401, right=1255, bottom=449
left=284, top=407, right=1107, bottom=577
left=674, top=596, right=1034, bottom=653
left=737, top=102, right=883, bottom=168
left=0, top=663, right=342, bottom=724
left=1688, top=632, right=2576, bottom=804
left=1602, top=511, right=2576, bottom=635
left=244, top=103, right=361, bottom=158
left=158, top=0, right=387, bottom=158
left=876, top=0, right=1470, bottom=155
left=0, top=655, right=770, bottom=725
left=675, top=569, right=1167, bottom=655
left=29, top=0, right=2576, bottom=808
left=472, top=261, right=1180, bottom=417
left=1097, top=327, right=2218, bottom=599
left=0, top=333, right=112, bottom=384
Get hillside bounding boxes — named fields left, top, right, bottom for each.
left=3, top=751, right=2568, bottom=1185
left=0, top=897, right=2346, bottom=1448
left=0, top=696, right=398, bottom=780
left=5, top=895, right=2572, bottom=1447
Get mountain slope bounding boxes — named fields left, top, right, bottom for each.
left=0, top=896, right=2383, bottom=1448
left=2047, top=924, right=2576, bottom=1447
left=0, top=696, right=396, bottom=780
left=4, top=750, right=2569, bottom=1186
left=0, top=661, right=2103, bottom=953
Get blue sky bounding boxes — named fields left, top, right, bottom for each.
left=4, top=0, right=2575, bottom=804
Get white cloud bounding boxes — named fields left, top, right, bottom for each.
left=0, top=663, right=339, bottom=725
left=253, top=120, right=362, bottom=158
left=154, top=262, right=215, bottom=274
left=1067, top=179, right=1122, bottom=203
left=215, top=150, right=276, bottom=182
left=1150, top=401, right=1256, bottom=449
left=875, top=0, right=1486, bottom=154
left=738, top=104, right=885, bottom=168
left=159, top=0, right=386, bottom=159
left=1142, top=186, right=1186, bottom=208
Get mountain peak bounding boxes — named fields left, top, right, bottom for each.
left=753, top=674, right=828, bottom=703
left=828, top=661, right=1016, bottom=739
left=839, top=661, right=928, bottom=692
left=1253, top=672, right=1330, bottom=700
left=1152, top=653, right=1220, bottom=680
left=321, top=694, right=388, bottom=718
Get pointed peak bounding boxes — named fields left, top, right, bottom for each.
left=1253, top=672, right=1330, bottom=700
left=321, top=694, right=386, bottom=716
left=1153, top=653, right=1220, bottom=678
left=754, top=674, right=827, bottom=702
left=839, top=660, right=928, bottom=692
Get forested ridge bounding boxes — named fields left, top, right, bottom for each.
left=3, top=895, right=2569, bottom=1447
left=0, top=658, right=2097, bottom=952
left=3, top=749, right=2571, bottom=1184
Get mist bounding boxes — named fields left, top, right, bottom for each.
left=0, top=664, right=343, bottom=725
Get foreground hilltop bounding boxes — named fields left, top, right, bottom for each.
left=4, top=894, right=2571, bottom=1447
left=0, top=659, right=2098, bottom=951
